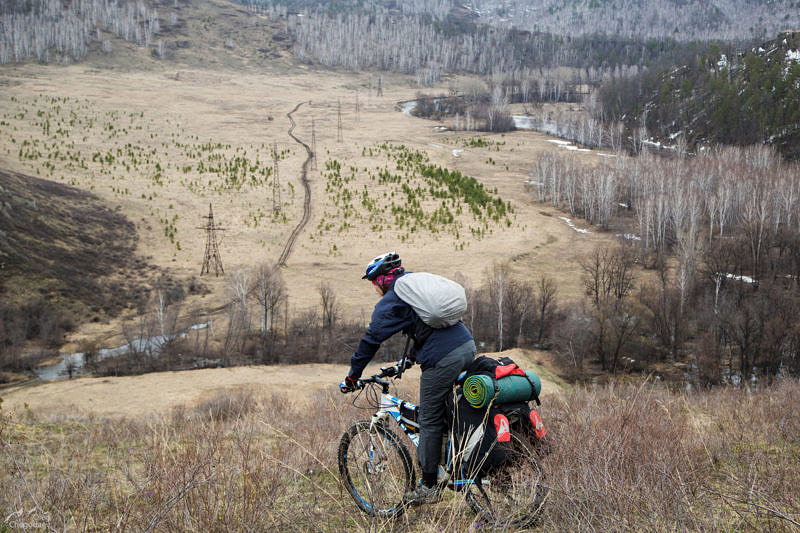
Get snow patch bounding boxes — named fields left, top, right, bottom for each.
left=559, top=216, right=591, bottom=234
left=452, top=149, right=464, bottom=157
left=616, top=233, right=641, bottom=241
left=725, top=273, right=756, bottom=284
left=787, top=49, right=800, bottom=63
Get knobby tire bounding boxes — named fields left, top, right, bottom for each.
left=464, top=432, right=547, bottom=529
left=338, top=421, right=415, bottom=518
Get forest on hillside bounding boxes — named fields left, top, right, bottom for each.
left=595, top=35, right=800, bottom=159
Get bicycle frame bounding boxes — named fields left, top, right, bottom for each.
left=365, top=383, right=482, bottom=489
left=370, top=391, right=420, bottom=447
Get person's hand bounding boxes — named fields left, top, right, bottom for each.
left=339, top=376, right=359, bottom=393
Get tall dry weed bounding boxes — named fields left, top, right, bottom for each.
left=1, top=380, right=798, bottom=531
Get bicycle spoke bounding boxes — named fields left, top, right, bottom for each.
left=339, top=422, right=413, bottom=517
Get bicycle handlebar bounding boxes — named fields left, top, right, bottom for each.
left=339, top=358, right=415, bottom=394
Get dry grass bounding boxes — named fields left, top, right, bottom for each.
left=1, top=379, right=798, bottom=531
left=0, top=62, right=611, bottom=352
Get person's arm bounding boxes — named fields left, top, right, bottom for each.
left=347, top=293, right=415, bottom=379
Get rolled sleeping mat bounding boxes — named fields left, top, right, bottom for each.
left=463, top=371, right=543, bottom=409
left=463, top=374, right=495, bottom=409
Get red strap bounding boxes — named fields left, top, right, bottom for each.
left=494, top=414, right=511, bottom=442
left=530, top=410, right=546, bottom=439
left=495, top=364, right=525, bottom=379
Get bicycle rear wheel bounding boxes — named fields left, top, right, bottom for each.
left=464, top=433, right=547, bottom=528
left=338, top=420, right=415, bottom=518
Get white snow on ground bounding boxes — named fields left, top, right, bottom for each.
left=559, top=216, right=591, bottom=234
left=402, top=101, right=417, bottom=115
left=452, top=149, right=464, bottom=157
left=597, top=152, right=617, bottom=158
left=787, top=49, right=800, bottom=62
left=725, top=273, right=756, bottom=284
left=429, top=143, right=444, bottom=149
left=616, top=233, right=642, bottom=241
left=717, top=54, right=728, bottom=68
left=547, top=139, right=592, bottom=152
left=669, top=131, right=683, bottom=140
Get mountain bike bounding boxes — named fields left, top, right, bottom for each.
left=337, top=358, right=548, bottom=528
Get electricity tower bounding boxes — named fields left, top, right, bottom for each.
left=199, top=203, right=225, bottom=277
left=272, top=141, right=281, bottom=211
left=377, top=75, right=383, bottom=97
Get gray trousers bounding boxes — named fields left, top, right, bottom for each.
left=417, top=340, right=477, bottom=477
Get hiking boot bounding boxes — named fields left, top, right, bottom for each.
left=404, top=479, right=441, bottom=506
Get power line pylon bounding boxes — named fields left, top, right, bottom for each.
left=377, top=75, right=383, bottom=97
left=311, top=117, right=317, bottom=171
left=272, top=141, right=281, bottom=211
left=199, top=203, right=225, bottom=277
left=337, top=99, right=343, bottom=143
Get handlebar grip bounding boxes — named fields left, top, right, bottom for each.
left=339, top=379, right=361, bottom=393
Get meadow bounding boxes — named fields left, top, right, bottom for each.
left=0, top=63, right=608, bottom=353
left=1, top=378, right=798, bottom=531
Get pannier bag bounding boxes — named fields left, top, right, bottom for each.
left=446, top=356, right=547, bottom=477
left=394, top=272, right=467, bottom=328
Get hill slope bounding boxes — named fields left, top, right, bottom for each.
left=0, top=169, right=155, bottom=334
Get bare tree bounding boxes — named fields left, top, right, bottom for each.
left=254, top=262, right=286, bottom=336
left=319, top=281, right=340, bottom=330
left=224, top=269, right=250, bottom=354
left=535, top=276, right=558, bottom=344
left=486, top=262, right=510, bottom=351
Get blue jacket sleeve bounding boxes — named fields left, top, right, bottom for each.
left=348, top=291, right=416, bottom=379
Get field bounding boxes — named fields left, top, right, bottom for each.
left=0, top=61, right=611, bottom=351
left=1, top=369, right=798, bottom=531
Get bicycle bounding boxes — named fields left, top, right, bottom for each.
left=337, top=357, right=548, bottom=528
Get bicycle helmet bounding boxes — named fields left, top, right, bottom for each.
left=363, top=252, right=402, bottom=281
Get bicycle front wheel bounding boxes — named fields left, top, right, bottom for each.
left=338, top=420, right=415, bottom=518
left=465, top=433, right=547, bottom=528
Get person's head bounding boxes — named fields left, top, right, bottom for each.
left=363, top=252, right=404, bottom=295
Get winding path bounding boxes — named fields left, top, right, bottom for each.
left=277, top=102, right=313, bottom=268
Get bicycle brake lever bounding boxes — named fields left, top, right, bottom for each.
left=380, top=365, right=398, bottom=377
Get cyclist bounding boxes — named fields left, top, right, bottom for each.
left=340, top=252, right=476, bottom=505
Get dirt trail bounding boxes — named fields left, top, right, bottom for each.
left=0, top=350, right=561, bottom=418
left=277, top=102, right=313, bottom=267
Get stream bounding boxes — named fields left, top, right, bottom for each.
left=34, top=322, right=211, bottom=381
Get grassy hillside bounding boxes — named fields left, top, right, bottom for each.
left=0, top=168, right=141, bottom=317
left=1, top=378, right=797, bottom=530
left=0, top=168, right=179, bottom=376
